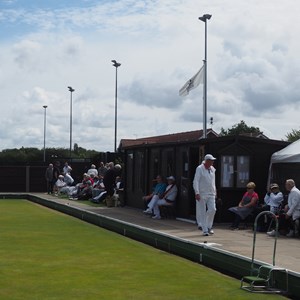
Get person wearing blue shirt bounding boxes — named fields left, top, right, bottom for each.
left=143, top=175, right=167, bottom=213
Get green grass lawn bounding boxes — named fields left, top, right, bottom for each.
left=0, top=200, right=284, bottom=300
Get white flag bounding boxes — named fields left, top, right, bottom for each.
left=179, top=66, right=204, bottom=97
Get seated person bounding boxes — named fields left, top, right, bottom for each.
left=144, top=176, right=177, bottom=219
left=228, top=182, right=259, bottom=230
left=91, top=177, right=106, bottom=203
left=64, top=173, right=74, bottom=186
left=69, top=173, right=90, bottom=199
left=88, top=174, right=95, bottom=186
left=92, top=175, right=100, bottom=188
left=87, top=164, right=98, bottom=177
left=262, top=183, right=284, bottom=213
left=142, top=175, right=167, bottom=209
left=93, top=175, right=104, bottom=189
left=91, top=190, right=107, bottom=203
left=77, top=180, right=93, bottom=200
left=268, top=179, right=300, bottom=237
left=54, top=175, right=69, bottom=196
left=115, top=176, right=123, bottom=192
left=254, top=183, right=283, bottom=231
left=285, top=179, right=300, bottom=237
left=267, top=203, right=291, bottom=237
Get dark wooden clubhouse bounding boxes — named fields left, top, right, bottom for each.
left=119, top=129, right=289, bottom=222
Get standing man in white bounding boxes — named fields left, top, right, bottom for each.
left=193, top=154, right=217, bottom=236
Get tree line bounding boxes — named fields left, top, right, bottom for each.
left=0, top=143, right=103, bottom=165
left=220, top=120, right=298, bottom=142
left=0, top=121, right=298, bottom=164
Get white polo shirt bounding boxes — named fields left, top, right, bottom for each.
left=193, top=163, right=216, bottom=197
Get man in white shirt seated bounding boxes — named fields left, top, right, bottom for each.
left=268, top=179, right=300, bottom=237
left=285, top=179, right=300, bottom=237
left=144, top=176, right=178, bottom=220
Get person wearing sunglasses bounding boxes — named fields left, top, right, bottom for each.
left=229, top=181, right=259, bottom=230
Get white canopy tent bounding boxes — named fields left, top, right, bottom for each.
left=268, top=139, right=300, bottom=187
left=270, top=139, right=300, bottom=163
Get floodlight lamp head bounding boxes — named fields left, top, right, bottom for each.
left=43, top=105, right=48, bottom=109
left=112, top=60, right=121, bottom=67
left=199, top=14, right=212, bottom=22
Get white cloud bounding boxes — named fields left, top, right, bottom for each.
left=0, top=0, right=300, bottom=152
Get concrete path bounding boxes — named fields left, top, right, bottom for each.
left=32, top=193, right=300, bottom=274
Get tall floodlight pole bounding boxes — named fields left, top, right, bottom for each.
left=43, top=105, right=48, bottom=162
left=111, top=60, right=121, bottom=152
left=199, top=14, right=212, bottom=139
left=68, top=86, right=75, bottom=159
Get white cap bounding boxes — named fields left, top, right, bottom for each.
left=167, top=176, right=175, bottom=181
left=204, top=154, right=216, bottom=161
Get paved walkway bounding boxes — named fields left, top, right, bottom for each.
left=32, top=193, right=300, bottom=274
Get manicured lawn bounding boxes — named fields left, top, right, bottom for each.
left=0, top=200, right=284, bottom=300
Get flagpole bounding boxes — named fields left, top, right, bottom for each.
left=203, top=59, right=207, bottom=139
left=199, top=14, right=212, bottom=139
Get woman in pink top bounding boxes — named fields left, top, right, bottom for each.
left=229, top=181, right=259, bottom=230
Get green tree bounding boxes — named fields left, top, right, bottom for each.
left=285, top=129, right=300, bottom=142
left=220, top=120, right=262, bottom=136
left=0, top=145, right=119, bottom=165
left=74, top=143, right=79, bottom=155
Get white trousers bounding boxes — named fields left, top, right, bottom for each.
left=196, top=195, right=216, bottom=233
left=148, top=195, right=173, bottom=217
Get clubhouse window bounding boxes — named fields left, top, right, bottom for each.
left=220, top=155, right=249, bottom=188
